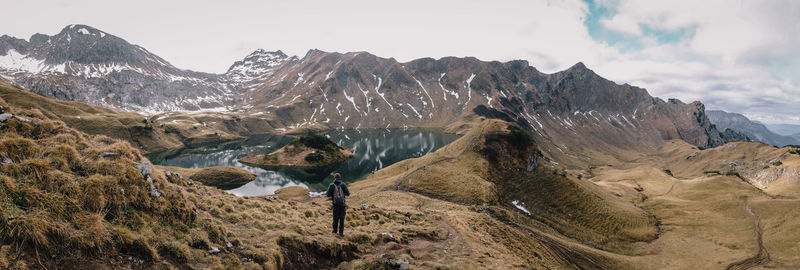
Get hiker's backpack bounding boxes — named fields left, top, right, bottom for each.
left=333, top=183, right=346, bottom=206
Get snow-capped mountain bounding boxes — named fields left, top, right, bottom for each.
left=0, top=24, right=233, bottom=113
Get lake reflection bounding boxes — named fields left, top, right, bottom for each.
left=146, top=129, right=460, bottom=196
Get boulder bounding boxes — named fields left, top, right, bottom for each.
left=98, top=152, right=120, bottom=158
left=147, top=175, right=161, bottom=197
left=14, top=116, right=30, bottom=123
left=138, top=161, right=153, bottom=176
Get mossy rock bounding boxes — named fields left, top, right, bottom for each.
left=189, top=166, right=256, bottom=188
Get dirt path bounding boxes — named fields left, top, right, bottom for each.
left=726, top=199, right=770, bottom=270
left=396, top=195, right=474, bottom=265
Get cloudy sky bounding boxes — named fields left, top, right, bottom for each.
left=3, top=0, right=799, bottom=124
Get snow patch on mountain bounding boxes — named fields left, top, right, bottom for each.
left=413, top=76, right=434, bottom=108
left=466, top=73, right=475, bottom=104
left=0, top=50, right=56, bottom=73
left=512, top=200, right=530, bottom=215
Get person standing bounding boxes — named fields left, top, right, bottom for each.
left=326, top=173, right=350, bottom=236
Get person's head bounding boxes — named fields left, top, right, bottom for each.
left=333, top=173, right=341, bottom=180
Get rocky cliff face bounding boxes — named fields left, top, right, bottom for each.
left=707, top=110, right=798, bottom=147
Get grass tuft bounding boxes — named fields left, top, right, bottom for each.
left=160, top=240, right=191, bottom=263
left=6, top=209, right=52, bottom=249
left=0, top=137, right=40, bottom=163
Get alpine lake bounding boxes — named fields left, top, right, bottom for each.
left=146, top=129, right=461, bottom=196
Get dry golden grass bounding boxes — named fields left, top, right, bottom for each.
left=0, top=100, right=247, bottom=268
left=273, top=186, right=313, bottom=202
left=341, top=119, right=656, bottom=268
left=3, top=89, right=800, bottom=269
left=589, top=139, right=800, bottom=269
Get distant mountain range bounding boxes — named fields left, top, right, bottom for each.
left=764, top=123, right=800, bottom=141
left=706, top=110, right=800, bottom=147
left=0, top=24, right=748, bottom=159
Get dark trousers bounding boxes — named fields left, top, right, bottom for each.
left=332, top=204, right=346, bottom=235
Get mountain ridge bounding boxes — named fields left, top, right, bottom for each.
left=0, top=24, right=747, bottom=157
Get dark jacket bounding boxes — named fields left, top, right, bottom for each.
left=326, top=179, right=350, bottom=198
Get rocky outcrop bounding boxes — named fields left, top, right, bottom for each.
left=721, top=128, right=752, bottom=144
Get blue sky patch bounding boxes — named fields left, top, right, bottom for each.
left=583, top=0, right=694, bottom=51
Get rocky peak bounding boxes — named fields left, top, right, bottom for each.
left=1, top=24, right=174, bottom=70
left=0, top=35, right=29, bottom=55
left=569, top=61, right=587, bottom=70
left=564, top=62, right=593, bottom=75
left=302, top=48, right=325, bottom=60
left=229, top=49, right=287, bottom=69
left=28, top=33, right=50, bottom=44
left=225, top=49, right=293, bottom=86
left=56, top=24, right=108, bottom=39
left=33, top=24, right=150, bottom=65
left=548, top=62, right=605, bottom=90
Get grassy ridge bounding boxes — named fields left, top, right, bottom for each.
left=0, top=96, right=198, bottom=268
left=0, top=81, right=184, bottom=152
